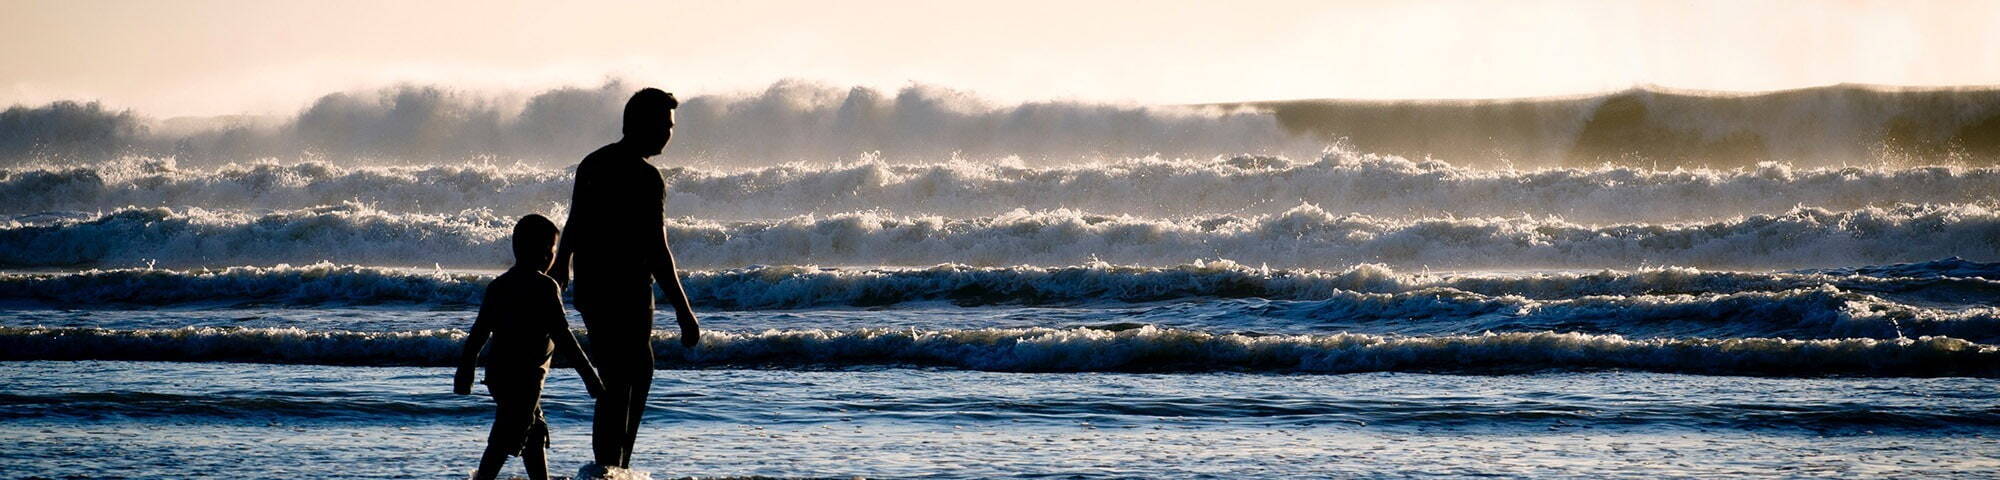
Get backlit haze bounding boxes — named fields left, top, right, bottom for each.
left=5, top=0, right=1997, bottom=117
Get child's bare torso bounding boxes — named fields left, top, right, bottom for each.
left=479, top=268, right=566, bottom=385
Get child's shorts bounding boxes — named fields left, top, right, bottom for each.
left=486, top=378, right=550, bottom=457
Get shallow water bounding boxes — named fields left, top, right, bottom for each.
left=6, top=158, right=2000, bottom=477
left=5, top=361, right=1996, bottom=479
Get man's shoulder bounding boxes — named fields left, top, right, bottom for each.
left=576, top=143, right=661, bottom=178
left=576, top=143, right=627, bottom=169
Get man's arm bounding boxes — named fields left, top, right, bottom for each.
left=551, top=229, right=575, bottom=290
left=544, top=279, right=602, bottom=398
left=453, top=294, right=496, bottom=394
left=551, top=164, right=590, bottom=289
left=652, top=228, right=700, bottom=348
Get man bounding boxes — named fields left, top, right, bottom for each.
left=550, top=87, right=701, bottom=471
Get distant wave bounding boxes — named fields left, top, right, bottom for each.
left=656, top=154, right=2000, bottom=223
left=7, top=260, right=1997, bottom=341
left=13, top=83, right=2000, bottom=169
left=0, top=263, right=489, bottom=306
left=9, top=155, right=2000, bottom=222
left=0, top=159, right=574, bottom=216
left=6, top=202, right=2000, bottom=270
left=1246, top=85, right=2000, bottom=168
left=1, top=80, right=1311, bottom=166
left=3, top=325, right=1991, bottom=376
left=0, top=203, right=512, bottom=268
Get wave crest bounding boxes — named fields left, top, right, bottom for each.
left=10, top=155, right=2000, bottom=223
left=3, top=325, right=1990, bottom=376
left=0, top=263, right=488, bottom=305
left=1, top=81, right=1311, bottom=166
left=8, top=202, right=2000, bottom=270
left=7, top=260, right=1999, bottom=341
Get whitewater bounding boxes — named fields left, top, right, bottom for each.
left=6, top=91, right=2000, bottom=476
left=10, top=152, right=2000, bottom=222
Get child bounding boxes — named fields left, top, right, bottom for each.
left=456, top=214, right=605, bottom=480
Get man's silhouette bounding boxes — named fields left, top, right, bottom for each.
left=551, top=87, right=701, bottom=470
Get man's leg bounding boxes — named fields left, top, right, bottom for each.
left=618, top=314, right=656, bottom=468
left=591, top=380, right=632, bottom=467
left=584, top=310, right=618, bottom=467
left=619, top=371, right=652, bottom=468
left=584, top=309, right=653, bottom=468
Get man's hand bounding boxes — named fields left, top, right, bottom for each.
left=677, top=310, right=701, bottom=348
left=551, top=269, right=569, bottom=290
left=453, top=368, right=475, bottom=395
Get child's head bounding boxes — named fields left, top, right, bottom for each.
left=512, top=214, right=560, bottom=272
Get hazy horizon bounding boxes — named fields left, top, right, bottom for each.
left=7, top=0, right=1999, bottom=117
left=27, top=79, right=2000, bottom=124
left=11, top=79, right=2000, bottom=170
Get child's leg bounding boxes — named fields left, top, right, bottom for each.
left=474, top=446, right=511, bottom=480
left=522, top=410, right=550, bottom=480
left=474, top=380, right=542, bottom=480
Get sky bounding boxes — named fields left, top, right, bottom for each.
left=4, top=0, right=1998, bottom=117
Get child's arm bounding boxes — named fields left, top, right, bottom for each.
left=454, top=294, right=497, bottom=395
left=545, top=279, right=603, bottom=398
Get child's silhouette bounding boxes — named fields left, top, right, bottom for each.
left=456, top=214, right=605, bottom=480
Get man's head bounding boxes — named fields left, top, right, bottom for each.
left=512, top=214, right=561, bottom=272
left=622, top=88, right=678, bottom=157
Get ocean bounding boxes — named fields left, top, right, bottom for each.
left=5, top=87, right=2000, bottom=477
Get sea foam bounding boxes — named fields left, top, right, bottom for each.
left=7, top=201, right=2000, bottom=270
left=3, top=325, right=1990, bottom=377
left=10, top=154, right=2000, bottom=223
left=8, top=261, right=1996, bottom=341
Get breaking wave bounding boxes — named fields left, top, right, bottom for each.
left=0, top=203, right=513, bottom=268
left=7, top=260, right=1999, bottom=341
left=2, top=80, right=1310, bottom=166
left=9, top=155, right=2000, bottom=222
left=0, top=158, right=574, bottom=217
left=2, top=325, right=1990, bottom=377
left=1246, top=85, right=2000, bottom=168
left=0, top=263, right=490, bottom=306
left=6, top=202, right=2000, bottom=270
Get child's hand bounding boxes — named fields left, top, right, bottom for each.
left=453, top=368, right=474, bottom=395
left=676, top=310, right=701, bottom=348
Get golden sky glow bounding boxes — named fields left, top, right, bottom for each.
left=4, top=0, right=1997, bottom=116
